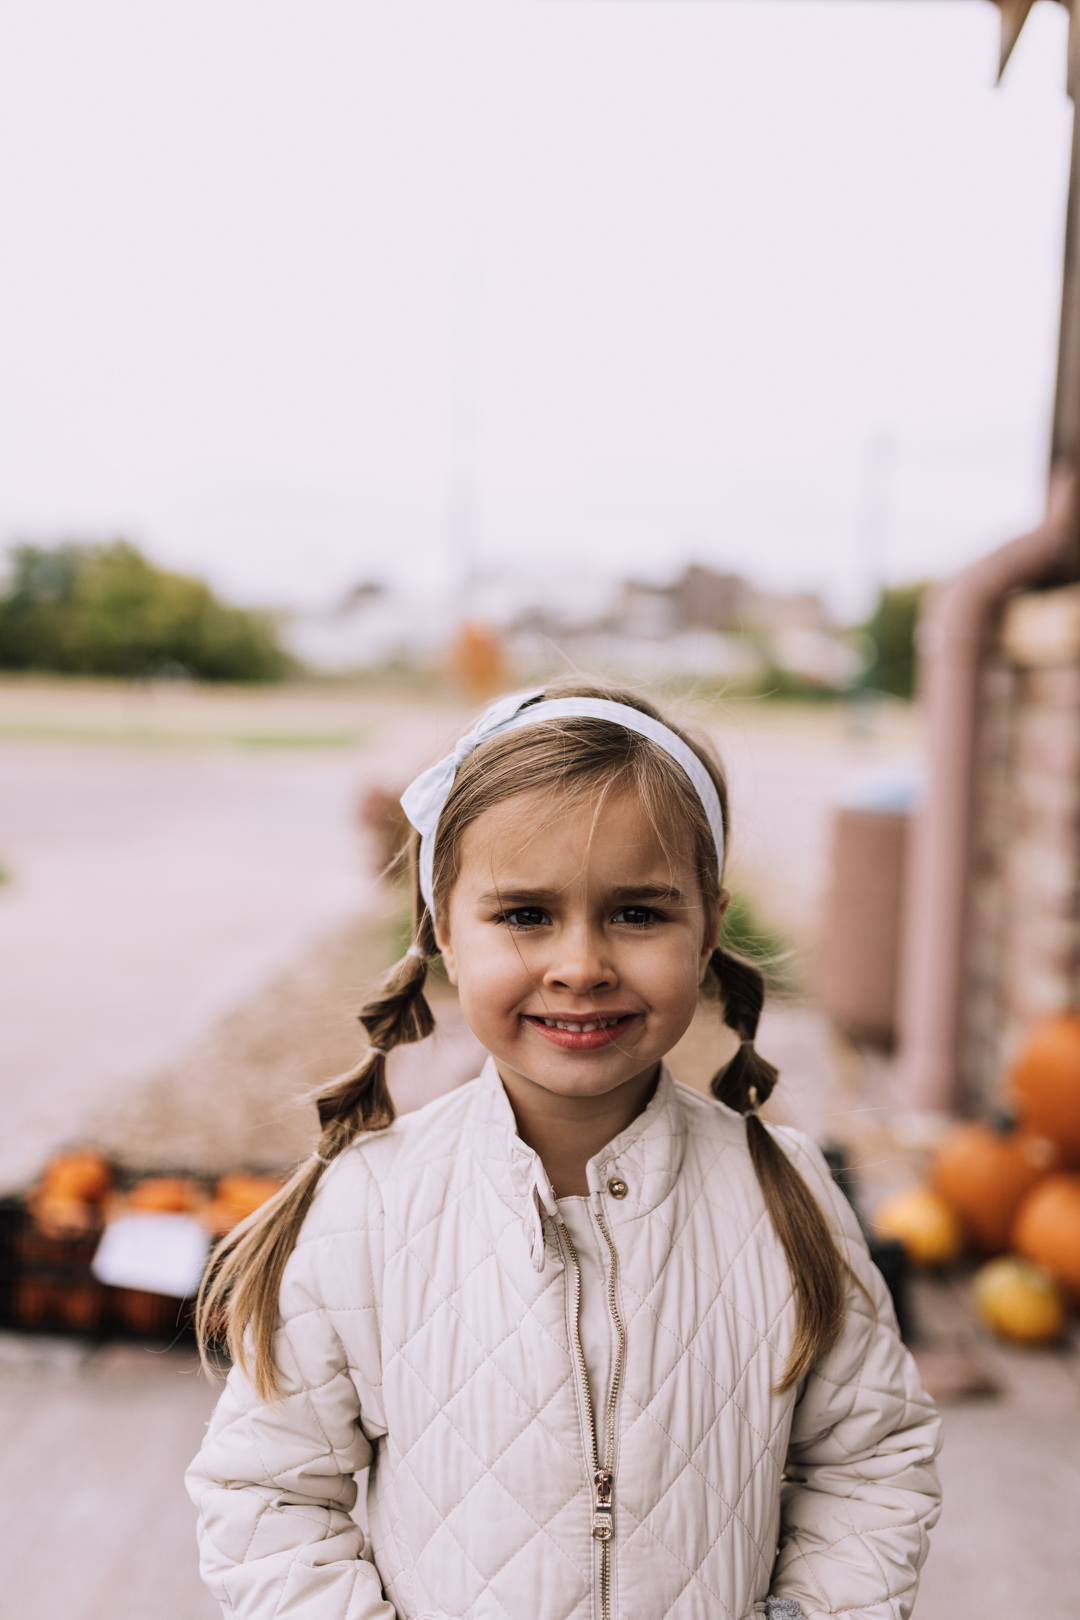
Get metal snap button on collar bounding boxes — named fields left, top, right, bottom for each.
left=606, top=1176, right=628, bottom=1199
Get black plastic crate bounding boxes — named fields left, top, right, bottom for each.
left=0, top=1196, right=197, bottom=1342
left=822, top=1143, right=911, bottom=1341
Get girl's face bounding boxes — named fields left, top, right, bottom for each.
left=436, top=784, right=721, bottom=1103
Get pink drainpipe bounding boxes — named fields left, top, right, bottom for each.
left=894, top=469, right=1075, bottom=1113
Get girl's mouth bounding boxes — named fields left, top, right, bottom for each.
left=522, top=1013, right=638, bottom=1051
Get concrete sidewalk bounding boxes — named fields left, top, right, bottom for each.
left=0, top=1332, right=219, bottom=1620
left=911, top=1271, right=1080, bottom=1619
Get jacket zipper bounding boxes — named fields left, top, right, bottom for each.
left=555, top=1206, right=627, bottom=1620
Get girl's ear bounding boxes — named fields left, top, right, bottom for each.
left=699, top=887, right=729, bottom=982
left=433, top=917, right=458, bottom=984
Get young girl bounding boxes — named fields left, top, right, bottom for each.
left=189, top=679, right=940, bottom=1620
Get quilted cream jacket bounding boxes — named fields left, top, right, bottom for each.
left=187, top=1060, right=941, bottom=1620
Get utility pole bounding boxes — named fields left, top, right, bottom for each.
left=447, top=269, right=482, bottom=615
left=1049, top=1, right=1080, bottom=573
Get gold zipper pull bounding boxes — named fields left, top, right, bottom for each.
left=592, top=1467, right=613, bottom=1540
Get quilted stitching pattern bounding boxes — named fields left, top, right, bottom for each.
left=187, top=1064, right=941, bottom=1620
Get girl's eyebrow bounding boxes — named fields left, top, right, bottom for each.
left=609, top=884, right=688, bottom=904
left=477, top=887, right=565, bottom=906
left=477, top=883, right=688, bottom=906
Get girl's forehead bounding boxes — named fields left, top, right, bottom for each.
left=456, top=783, right=696, bottom=876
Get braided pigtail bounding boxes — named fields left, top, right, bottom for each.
left=196, top=908, right=440, bottom=1401
left=710, top=946, right=846, bottom=1391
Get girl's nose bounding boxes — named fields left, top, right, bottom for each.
left=542, top=926, right=617, bottom=994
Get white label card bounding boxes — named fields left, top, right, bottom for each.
left=91, top=1213, right=212, bottom=1298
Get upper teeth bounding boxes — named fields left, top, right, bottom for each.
left=538, top=1017, right=623, bottom=1033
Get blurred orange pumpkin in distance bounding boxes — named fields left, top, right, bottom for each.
left=931, top=1122, right=1062, bottom=1253
left=445, top=623, right=509, bottom=699
left=973, top=1256, right=1066, bottom=1344
left=32, top=1195, right=100, bottom=1234
left=126, top=1176, right=204, bottom=1214
left=42, top=1149, right=112, bottom=1204
left=202, top=1171, right=283, bottom=1236
left=1011, top=1172, right=1080, bottom=1299
left=873, top=1186, right=965, bottom=1267
left=1010, top=1011, right=1080, bottom=1163
left=29, top=1148, right=114, bottom=1232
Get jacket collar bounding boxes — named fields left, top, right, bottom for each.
left=470, top=1055, right=689, bottom=1266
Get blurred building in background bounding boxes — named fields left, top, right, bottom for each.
left=284, top=560, right=864, bottom=692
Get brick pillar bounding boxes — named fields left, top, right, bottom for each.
left=998, top=664, right=1080, bottom=1070
left=962, top=588, right=1080, bottom=1112
left=962, top=659, right=1018, bottom=1112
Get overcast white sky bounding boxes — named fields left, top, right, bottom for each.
left=0, top=0, right=1073, bottom=617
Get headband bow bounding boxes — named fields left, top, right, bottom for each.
left=400, top=689, right=725, bottom=919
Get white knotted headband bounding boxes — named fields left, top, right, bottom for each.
left=400, top=689, right=725, bottom=919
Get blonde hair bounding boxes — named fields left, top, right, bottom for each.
left=198, top=678, right=846, bottom=1399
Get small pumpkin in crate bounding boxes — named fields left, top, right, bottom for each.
left=30, top=1194, right=101, bottom=1236
left=202, top=1171, right=283, bottom=1236
left=127, top=1177, right=204, bottom=1214
left=29, top=1148, right=113, bottom=1234
left=931, top=1121, right=1061, bottom=1254
left=1011, top=1173, right=1080, bottom=1298
left=973, top=1256, right=1066, bottom=1344
left=873, top=1186, right=964, bottom=1267
left=1010, top=1012, right=1080, bottom=1163
left=42, top=1150, right=112, bottom=1204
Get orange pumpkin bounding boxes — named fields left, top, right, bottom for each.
left=32, top=1194, right=100, bottom=1235
left=202, top=1171, right=283, bottom=1235
left=127, top=1176, right=203, bottom=1214
left=43, top=1149, right=112, bottom=1204
left=931, top=1122, right=1062, bottom=1253
left=214, top=1171, right=282, bottom=1210
left=1010, top=1012, right=1080, bottom=1163
left=1011, top=1172, right=1080, bottom=1298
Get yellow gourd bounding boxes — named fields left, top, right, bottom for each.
left=973, top=1256, right=1066, bottom=1344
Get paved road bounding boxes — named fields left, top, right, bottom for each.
left=0, top=685, right=471, bottom=1190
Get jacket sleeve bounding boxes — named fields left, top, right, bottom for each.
left=768, top=1131, right=942, bottom=1620
left=186, top=1154, right=394, bottom=1620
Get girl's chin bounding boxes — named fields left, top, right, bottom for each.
left=499, top=1059, right=660, bottom=1102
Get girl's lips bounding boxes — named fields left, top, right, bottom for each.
left=522, top=1013, right=638, bottom=1051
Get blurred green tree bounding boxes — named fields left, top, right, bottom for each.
left=861, top=583, right=928, bottom=700
left=0, top=540, right=293, bottom=681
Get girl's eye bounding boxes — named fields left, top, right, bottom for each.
left=612, top=905, right=660, bottom=928
left=503, top=908, right=550, bottom=930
